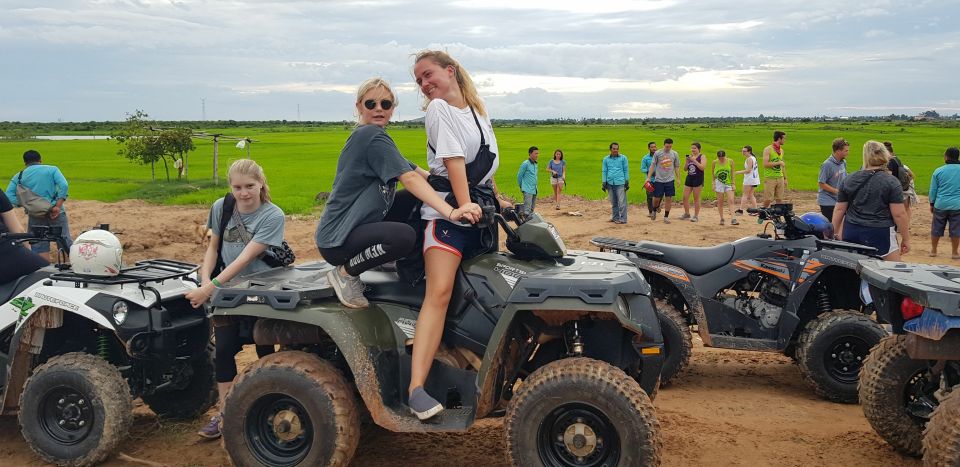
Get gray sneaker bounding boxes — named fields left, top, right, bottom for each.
left=409, top=386, right=443, bottom=421
left=663, top=217, right=671, bottom=224
left=690, top=216, right=699, bottom=222
left=679, top=213, right=691, bottom=220
left=327, top=266, right=369, bottom=309
left=650, top=211, right=657, bottom=220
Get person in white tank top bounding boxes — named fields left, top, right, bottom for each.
left=736, top=145, right=760, bottom=214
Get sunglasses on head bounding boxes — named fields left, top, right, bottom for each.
left=364, top=99, right=393, bottom=110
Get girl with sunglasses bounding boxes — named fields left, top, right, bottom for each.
left=316, top=78, right=481, bottom=309
left=407, top=50, right=511, bottom=421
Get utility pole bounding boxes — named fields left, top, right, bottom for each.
left=202, top=98, right=206, bottom=121
left=212, top=134, right=220, bottom=185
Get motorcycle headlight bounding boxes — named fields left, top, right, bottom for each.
left=112, top=300, right=129, bottom=325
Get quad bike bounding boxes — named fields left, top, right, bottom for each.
left=592, top=203, right=888, bottom=402
left=0, top=226, right=216, bottom=466
left=858, top=260, right=960, bottom=463
left=213, top=206, right=665, bottom=466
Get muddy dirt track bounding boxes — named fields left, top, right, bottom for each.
left=3, top=191, right=950, bottom=466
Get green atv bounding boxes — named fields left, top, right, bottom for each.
left=212, top=207, right=665, bottom=466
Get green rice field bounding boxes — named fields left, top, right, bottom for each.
left=1, top=122, right=958, bottom=215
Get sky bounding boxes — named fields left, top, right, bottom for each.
left=1, top=0, right=957, bottom=122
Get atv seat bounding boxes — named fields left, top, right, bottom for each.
left=0, top=267, right=55, bottom=304
left=362, top=271, right=427, bottom=309
left=628, top=241, right=735, bottom=276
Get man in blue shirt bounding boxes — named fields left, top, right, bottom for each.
left=817, top=138, right=849, bottom=220
left=5, top=150, right=73, bottom=259
left=517, top=146, right=539, bottom=216
left=640, top=141, right=657, bottom=219
left=602, top=142, right=630, bottom=224
left=929, top=147, right=960, bottom=258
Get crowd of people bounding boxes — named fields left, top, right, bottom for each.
left=4, top=49, right=960, bottom=441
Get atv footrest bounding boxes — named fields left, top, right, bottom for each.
left=590, top=236, right=665, bottom=257
left=211, top=261, right=336, bottom=310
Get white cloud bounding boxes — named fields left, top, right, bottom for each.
left=610, top=101, right=672, bottom=115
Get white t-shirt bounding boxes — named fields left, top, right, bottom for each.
left=421, top=98, right=500, bottom=220
left=743, top=155, right=760, bottom=185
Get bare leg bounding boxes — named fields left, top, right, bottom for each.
left=932, top=236, right=941, bottom=256
left=217, top=382, right=231, bottom=412
left=682, top=185, right=691, bottom=216
left=409, top=248, right=461, bottom=395
left=952, top=237, right=960, bottom=258
left=716, top=191, right=724, bottom=222
left=727, top=191, right=736, bottom=220
left=693, top=186, right=702, bottom=217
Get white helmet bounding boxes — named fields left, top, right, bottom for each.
left=70, top=230, right=123, bottom=276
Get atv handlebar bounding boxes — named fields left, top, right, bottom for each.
left=0, top=225, right=71, bottom=263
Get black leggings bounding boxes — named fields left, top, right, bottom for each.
left=0, top=244, right=49, bottom=284
left=318, top=190, right=419, bottom=276
left=214, top=322, right=275, bottom=383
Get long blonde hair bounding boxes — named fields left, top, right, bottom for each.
left=862, top=140, right=891, bottom=169
left=228, top=159, right=271, bottom=203
left=414, top=50, right=486, bottom=116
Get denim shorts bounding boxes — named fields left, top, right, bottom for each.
left=932, top=209, right=960, bottom=238
left=652, top=181, right=676, bottom=198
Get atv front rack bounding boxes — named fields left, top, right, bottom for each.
left=211, top=261, right=336, bottom=310
left=49, top=259, right=200, bottom=286
left=590, top=237, right=665, bottom=258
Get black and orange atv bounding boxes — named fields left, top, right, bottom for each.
left=592, top=204, right=887, bottom=403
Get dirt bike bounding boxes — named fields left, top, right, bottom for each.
left=211, top=206, right=665, bottom=466
left=0, top=225, right=215, bottom=466
left=591, top=203, right=887, bottom=403
left=858, top=259, right=960, bottom=463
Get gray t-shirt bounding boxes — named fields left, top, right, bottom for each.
left=315, top=124, right=414, bottom=248
left=817, top=155, right=847, bottom=206
left=651, top=149, right=680, bottom=183
left=207, top=198, right=285, bottom=275
left=837, top=169, right=904, bottom=228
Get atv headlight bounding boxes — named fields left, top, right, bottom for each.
left=112, top=300, right=129, bottom=325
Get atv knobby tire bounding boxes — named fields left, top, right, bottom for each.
left=222, top=351, right=359, bottom=467
left=655, top=299, right=691, bottom=387
left=859, top=335, right=932, bottom=457
left=924, top=388, right=960, bottom=466
left=505, top=357, right=662, bottom=466
left=141, top=342, right=217, bottom=419
left=18, top=352, right=133, bottom=467
left=797, top=310, right=886, bottom=403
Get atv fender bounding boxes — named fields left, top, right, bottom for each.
left=1, top=306, right=66, bottom=414
left=628, top=257, right=712, bottom=345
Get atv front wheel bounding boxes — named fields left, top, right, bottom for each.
left=18, top=352, right=133, bottom=467
left=141, top=343, right=217, bottom=419
left=655, top=299, right=691, bottom=386
left=923, top=388, right=960, bottom=466
left=505, top=357, right=661, bottom=466
left=222, top=351, right=359, bottom=467
left=859, top=335, right=937, bottom=457
left=797, top=311, right=887, bottom=403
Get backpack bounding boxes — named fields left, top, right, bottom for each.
left=14, top=170, right=53, bottom=218
left=890, top=158, right=913, bottom=191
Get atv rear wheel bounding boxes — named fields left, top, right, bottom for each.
left=797, top=311, right=887, bottom=403
left=222, top=351, right=359, bottom=467
left=505, top=357, right=661, bottom=466
left=923, top=388, right=960, bottom=466
left=18, top=352, right=133, bottom=467
left=859, top=335, right=936, bottom=457
left=654, top=299, right=691, bottom=386
left=141, top=343, right=217, bottom=419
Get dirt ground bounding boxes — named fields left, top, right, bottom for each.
left=2, top=190, right=951, bottom=466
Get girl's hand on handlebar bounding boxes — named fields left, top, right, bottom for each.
left=497, top=197, right=513, bottom=210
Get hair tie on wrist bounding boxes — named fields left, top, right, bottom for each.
left=449, top=207, right=455, bottom=219
left=211, top=278, right=222, bottom=288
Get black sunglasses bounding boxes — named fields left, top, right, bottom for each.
left=363, top=99, right=393, bottom=110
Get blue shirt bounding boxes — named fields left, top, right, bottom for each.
left=817, top=155, right=847, bottom=206
left=930, top=162, right=960, bottom=211
left=517, top=158, right=538, bottom=195
left=602, top=154, right=629, bottom=186
left=5, top=164, right=70, bottom=211
left=640, top=154, right=654, bottom=182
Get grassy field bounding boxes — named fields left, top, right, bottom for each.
left=1, top=122, right=958, bottom=215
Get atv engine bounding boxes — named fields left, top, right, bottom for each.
left=721, top=272, right=789, bottom=329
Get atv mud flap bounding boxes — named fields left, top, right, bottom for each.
left=905, top=331, right=960, bottom=361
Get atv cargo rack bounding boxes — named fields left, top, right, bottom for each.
left=211, top=261, right=335, bottom=310
left=49, top=259, right=200, bottom=286
left=590, top=236, right=665, bottom=258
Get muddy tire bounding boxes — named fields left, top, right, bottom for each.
left=859, top=335, right=936, bottom=457
left=222, top=351, right=359, bottom=467
left=141, top=343, right=217, bottom=419
left=924, top=388, right=960, bottom=466
left=797, top=310, right=887, bottom=403
left=655, top=299, right=691, bottom=387
left=18, top=352, right=133, bottom=467
left=505, top=357, right=661, bottom=466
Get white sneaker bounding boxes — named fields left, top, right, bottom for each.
left=326, top=266, right=369, bottom=309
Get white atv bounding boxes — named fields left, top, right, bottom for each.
left=0, top=226, right=215, bottom=466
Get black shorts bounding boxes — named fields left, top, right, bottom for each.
left=423, top=219, right=485, bottom=259
left=652, top=181, right=676, bottom=198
